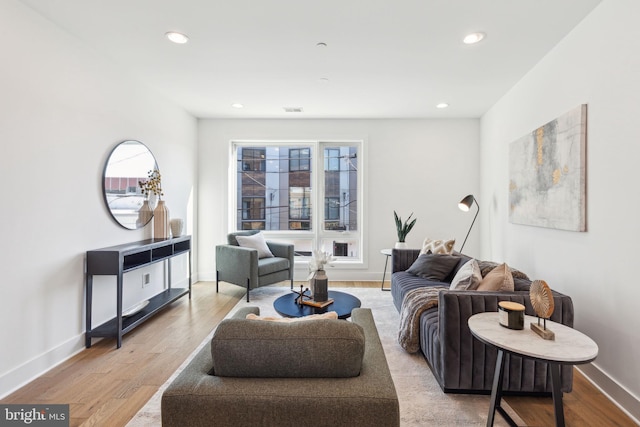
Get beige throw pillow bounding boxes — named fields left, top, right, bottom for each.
left=477, top=263, right=514, bottom=292
left=246, top=311, right=338, bottom=322
left=450, top=259, right=483, bottom=291
left=420, top=237, right=455, bottom=255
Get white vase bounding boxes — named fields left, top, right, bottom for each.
left=170, top=218, right=184, bottom=238
left=395, top=241, right=408, bottom=249
left=153, top=200, right=170, bottom=239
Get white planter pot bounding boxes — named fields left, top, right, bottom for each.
left=395, top=241, right=408, bottom=249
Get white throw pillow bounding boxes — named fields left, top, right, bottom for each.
left=235, top=233, right=274, bottom=259
left=420, top=237, right=456, bottom=255
left=449, top=259, right=482, bottom=291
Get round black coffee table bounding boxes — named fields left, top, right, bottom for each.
left=273, top=290, right=361, bottom=319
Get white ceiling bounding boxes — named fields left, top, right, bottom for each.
left=19, top=0, right=601, bottom=119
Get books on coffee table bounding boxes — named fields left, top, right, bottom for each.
left=301, top=298, right=334, bottom=308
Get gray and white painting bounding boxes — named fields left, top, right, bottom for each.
left=509, top=104, right=587, bottom=231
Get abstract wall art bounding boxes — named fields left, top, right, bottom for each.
left=509, top=104, right=587, bottom=231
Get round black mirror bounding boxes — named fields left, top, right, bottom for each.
left=102, top=140, right=158, bottom=229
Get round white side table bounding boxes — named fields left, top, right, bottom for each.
left=468, top=312, right=598, bottom=427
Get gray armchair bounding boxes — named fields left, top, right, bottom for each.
left=216, top=231, right=294, bottom=302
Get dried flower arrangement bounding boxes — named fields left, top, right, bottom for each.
left=309, top=250, right=334, bottom=272
left=139, top=169, right=163, bottom=200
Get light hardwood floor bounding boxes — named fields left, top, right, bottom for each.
left=1, top=281, right=635, bottom=426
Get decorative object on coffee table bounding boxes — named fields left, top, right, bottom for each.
left=530, top=279, right=556, bottom=340
left=458, top=194, right=480, bottom=252
left=394, top=211, right=416, bottom=248
left=293, top=284, right=309, bottom=305
left=308, top=250, right=333, bottom=302
left=310, top=269, right=329, bottom=301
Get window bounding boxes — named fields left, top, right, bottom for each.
left=325, top=197, right=340, bottom=220
left=241, top=148, right=265, bottom=171
left=289, top=148, right=310, bottom=171
left=232, top=142, right=362, bottom=265
left=289, top=187, right=311, bottom=220
left=324, top=148, right=340, bottom=171
left=242, top=197, right=265, bottom=220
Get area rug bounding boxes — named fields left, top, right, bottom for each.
left=126, top=286, right=524, bottom=426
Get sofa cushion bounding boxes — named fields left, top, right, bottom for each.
left=407, top=254, right=460, bottom=281
left=235, top=232, right=274, bottom=258
left=477, top=263, right=514, bottom=292
left=257, top=256, right=290, bottom=275
left=420, top=238, right=455, bottom=255
left=449, top=259, right=482, bottom=290
left=477, top=260, right=529, bottom=280
left=210, top=318, right=365, bottom=378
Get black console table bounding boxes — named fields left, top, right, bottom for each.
left=85, top=236, right=192, bottom=348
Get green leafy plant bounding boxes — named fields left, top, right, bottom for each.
left=139, top=169, right=164, bottom=199
left=394, top=211, right=417, bottom=242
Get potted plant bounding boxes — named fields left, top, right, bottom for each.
left=394, top=211, right=417, bottom=248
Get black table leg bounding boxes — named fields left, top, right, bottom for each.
left=487, top=349, right=518, bottom=427
left=550, top=363, right=565, bottom=426
left=381, top=255, right=390, bottom=291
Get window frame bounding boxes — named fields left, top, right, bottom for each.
left=229, top=140, right=366, bottom=269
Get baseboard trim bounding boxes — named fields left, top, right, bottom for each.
left=577, top=363, right=640, bottom=425
left=0, top=333, right=85, bottom=399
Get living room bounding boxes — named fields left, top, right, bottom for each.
left=1, top=0, right=638, bottom=425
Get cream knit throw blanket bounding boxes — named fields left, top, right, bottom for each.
left=398, top=286, right=448, bottom=353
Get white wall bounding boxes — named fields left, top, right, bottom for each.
left=198, top=118, right=480, bottom=282
left=480, top=0, right=639, bottom=420
left=0, top=0, right=197, bottom=397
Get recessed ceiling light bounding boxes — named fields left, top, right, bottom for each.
left=165, top=32, right=189, bottom=44
left=436, top=103, right=449, bottom=109
left=463, top=32, right=485, bottom=44
left=231, top=103, right=244, bottom=109
left=319, top=77, right=330, bottom=83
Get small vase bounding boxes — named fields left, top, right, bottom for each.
left=153, top=200, right=170, bottom=239
left=395, top=241, right=408, bottom=249
left=310, top=269, right=329, bottom=302
left=170, top=218, right=184, bottom=238
left=137, top=200, right=153, bottom=228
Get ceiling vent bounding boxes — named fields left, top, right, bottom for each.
left=283, top=107, right=304, bottom=113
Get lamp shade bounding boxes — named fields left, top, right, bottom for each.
left=458, top=195, right=475, bottom=212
